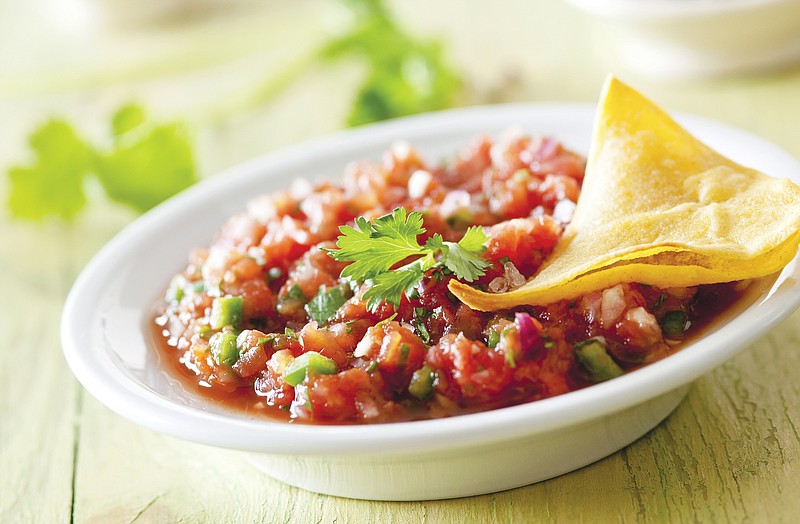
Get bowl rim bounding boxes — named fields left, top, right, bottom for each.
left=61, top=102, right=800, bottom=456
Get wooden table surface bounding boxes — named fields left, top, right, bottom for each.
left=3, top=1, right=800, bottom=522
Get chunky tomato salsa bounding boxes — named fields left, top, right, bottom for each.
left=154, top=133, right=746, bottom=424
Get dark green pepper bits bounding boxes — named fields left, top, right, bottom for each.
left=660, top=310, right=688, bottom=339
left=408, top=365, right=437, bottom=401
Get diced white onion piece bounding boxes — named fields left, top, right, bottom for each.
left=407, top=169, right=433, bottom=199
left=600, top=285, right=626, bottom=328
left=553, top=198, right=577, bottom=224
left=625, top=307, right=661, bottom=334
left=439, top=190, right=471, bottom=219
left=289, top=178, right=313, bottom=200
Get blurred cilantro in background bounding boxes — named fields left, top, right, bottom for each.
left=324, top=0, right=461, bottom=126
left=7, top=104, right=196, bottom=222
left=5, top=0, right=461, bottom=223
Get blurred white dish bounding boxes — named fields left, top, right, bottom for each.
left=568, top=0, right=800, bottom=78
left=61, top=104, right=800, bottom=500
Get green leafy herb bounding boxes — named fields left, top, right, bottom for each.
left=413, top=319, right=431, bottom=345
left=95, top=104, right=196, bottom=213
left=7, top=121, right=91, bottom=221
left=322, top=0, right=461, bottom=126
left=654, top=293, right=668, bottom=308
left=281, top=284, right=308, bottom=303
left=306, top=286, right=349, bottom=325
left=374, top=313, right=398, bottom=328
left=6, top=104, right=197, bottom=222
left=326, top=208, right=490, bottom=311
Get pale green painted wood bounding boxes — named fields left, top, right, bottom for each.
left=2, top=0, right=800, bottom=522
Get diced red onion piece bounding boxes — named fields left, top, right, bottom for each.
left=537, top=136, right=559, bottom=159
left=515, top=312, right=541, bottom=355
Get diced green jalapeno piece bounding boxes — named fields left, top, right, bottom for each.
left=210, top=296, right=243, bottom=329
left=198, top=325, right=213, bottom=339
left=282, top=351, right=338, bottom=387
left=408, top=365, right=437, bottom=401
left=210, top=332, right=239, bottom=367
left=165, top=276, right=185, bottom=304
left=445, top=208, right=473, bottom=229
left=575, top=338, right=624, bottom=382
left=661, top=310, right=687, bottom=339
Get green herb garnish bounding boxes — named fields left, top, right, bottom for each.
left=281, top=284, right=308, bottom=303
left=326, top=208, right=490, bottom=311
left=321, top=0, right=460, bottom=126
left=7, top=104, right=196, bottom=222
left=306, top=286, right=349, bottom=325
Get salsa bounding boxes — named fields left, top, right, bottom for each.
left=153, top=133, right=747, bottom=424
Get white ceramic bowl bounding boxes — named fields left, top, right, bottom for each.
left=61, top=104, right=800, bottom=500
left=567, top=0, right=800, bottom=78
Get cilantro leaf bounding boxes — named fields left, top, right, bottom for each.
left=457, top=225, right=490, bottom=253
left=330, top=208, right=426, bottom=281
left=7, top=120, right=91, bottom=221
left=327, top=208, right=489, bottom=311
left=440, top=226, right=491, bottom=282
left=111, top=103, right=146, bottom=136
left=362, top=260, right=426, bottom=312
left=6, top=103, right=198, bottom=222
left=95, top=104, right=197, bottom=213
left=306, top=286, right=349, bottom=325
left=323, top=0, right=461, bottom=126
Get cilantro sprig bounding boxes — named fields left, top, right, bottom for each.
left=326, top=208, right=491, bottom=311
left=6, top=103, right=196, bottom=222
left=322, top=0, right=461, bottom=126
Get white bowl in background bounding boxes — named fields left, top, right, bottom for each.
left=61, top=104, right=800, bottom=500
left=567, top=0, right=800, bottom=78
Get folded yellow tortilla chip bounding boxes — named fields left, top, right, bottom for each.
left=450, top=76, right=800, bottom=310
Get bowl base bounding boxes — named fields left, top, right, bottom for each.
left=244, top=384, right=690, bottom=501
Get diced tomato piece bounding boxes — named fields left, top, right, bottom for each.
left=235, top=279, right=275, bottom=321
left=485, top=216, right=561, bottom=276
left=307, top=369, right=391, bottom=422
left=426, top=333, right=513, bottom=403
left=260, top=216, right=313, bottom=267
left=299, top=321, right=354, bottom=367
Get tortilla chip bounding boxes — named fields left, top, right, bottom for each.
left=450, top=76, right=800, bottom=311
